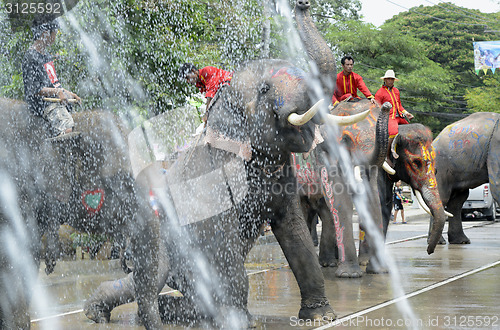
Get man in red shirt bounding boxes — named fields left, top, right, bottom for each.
left=179, top=63, right=233, bottom=124
left=332, top=55, right=376, bottom=106
left=375, top=70, right=414, bottom=169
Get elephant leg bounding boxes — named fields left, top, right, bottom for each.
left=361, top=168, right=388, bottom=274
left=317, top=198, right=338, bottom=267
left=377, top=171, right=395, bottom=238
left=487, top=141, right=500, bottom=210
left=270, top=195, right=335, bottom=321
left=39, top=202, right=62, bottom=275
left=300, top=196, right=319, bottom=246
left=132, top=215, right=163, bottom=329
left=318, top=196, right=361, bottom=278
left=446, top=189, right=470, bottom=244
left=84, top=273, right=136, bottom=323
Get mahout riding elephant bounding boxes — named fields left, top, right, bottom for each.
left=296, top=100, right=391, bottom=277
left=426, top=112, right=500, bottom=244
left=83, top=1, right=373, bottom=327
left=0, top=97, right=159, bottom=329
left=378, top=124, right=452, bottom=251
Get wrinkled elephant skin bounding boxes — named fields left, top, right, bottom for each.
left=431, top=112, right=500, bottom=244
left=85, top=58, right=340, bottom=327
left=378, top=123, right=448, bottom=254
left=296, top=100, right=390, bottom=277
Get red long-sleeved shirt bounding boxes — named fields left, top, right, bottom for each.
left=332, top=71, right=374, bottom=104
left=374, top=85, right=406, bottom=119
left=195, top=66, right=233, bottom=99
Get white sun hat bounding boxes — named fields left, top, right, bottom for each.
left=380, top=69, right=399, bottom=81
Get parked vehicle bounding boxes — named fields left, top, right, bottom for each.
left=462, top=184, right=498, bottom=220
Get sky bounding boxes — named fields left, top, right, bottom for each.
left=359, top=0, right=500, bottom=27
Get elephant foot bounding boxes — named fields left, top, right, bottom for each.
left=84, top=277, right=135, bottom=324
left=298, top=300, right=336, bottom=323
left=358, top=254, right=370, bottom=266
left=159, top=296, right=203, bottom=325
left=84, top=301, right=111, bottom=323
left=44, top=257, right=56, bottom=275
left=318, top=255, right=338, bottom=267
left=428, top=235, right=447, bottom=245
left=365, top=259, right=389, bottom=274
left=448, top=233, right=470, bottom=244
left=159, top=295, right=255, bottom=328
left=335, top=262, right=363, bottom=278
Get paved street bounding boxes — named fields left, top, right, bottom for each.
left=31, top=206, right=500, bottom=329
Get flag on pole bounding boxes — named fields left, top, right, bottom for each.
left=474, top=41, right=500, bottom=75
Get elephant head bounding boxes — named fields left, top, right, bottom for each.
left=388, top=124, right=449, bottom=254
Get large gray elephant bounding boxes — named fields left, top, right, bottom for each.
left=301, top=111, right=450, bottom=278
left=428, top=112, right=500, bottom=244
left=378, top=124, right=451, bottom=246
left=296, top=100, right=391, bottom=277
left=83, top=1, right=373, bottom=327
left=0, top=98, right=159, bottom=329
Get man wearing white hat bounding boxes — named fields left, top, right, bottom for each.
left=375, top=70, right=414, bottom=169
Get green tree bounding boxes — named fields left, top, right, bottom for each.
left=1, top=0, right=263, bottom=118
left=464, top=75, right=500, bottom=113
left=323, top=19, right=455, bottom=133
left=384, top=3, right=500, bottom=118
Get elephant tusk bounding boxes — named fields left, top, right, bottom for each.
left=354, top=166, right=363, bottom=182
left=323, top=109, right=370, bottom=126
left=287, top=99, right=324, bottom=126
left=382, top=161, right=396, bottom=175
left=415, top=190, right=433, bottom=217
left=445, top=210, right=454, bottom=217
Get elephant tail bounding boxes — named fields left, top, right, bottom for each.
left=371, top=102, right=391, bottom=166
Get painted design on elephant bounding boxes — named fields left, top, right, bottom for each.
left=421, top=144, right=436, bottom=177
left=271, top=67, right=306, bottom=109
left=292, top=152, right=321, bottom=196
left=81, top=188, right=105, bottom=215
left=320, top=167, right=345, bottom=262
left=403, top=142, right=438, bottom=187
left=340, top=110, right=377, bottom=154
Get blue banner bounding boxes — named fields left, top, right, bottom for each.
left=474, top=41, right=500, bottom=74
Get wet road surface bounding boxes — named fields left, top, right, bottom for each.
left=31, top=210, right=500, bottom=329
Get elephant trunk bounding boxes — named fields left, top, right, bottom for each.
left=418, top=186, right=447, bottom=254
left=371, top=102, right=392, bottom=166
left=294, top=0, right=336, bottom=96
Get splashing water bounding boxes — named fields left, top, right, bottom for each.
left=1, top=0, right=418, bottom=328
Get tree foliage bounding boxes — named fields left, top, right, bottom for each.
left=465, top=75, right=500, bottom=113
left=384, top=3, right=500, bottom=120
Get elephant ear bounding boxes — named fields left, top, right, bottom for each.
left=205, top=85, right=252, bottom=161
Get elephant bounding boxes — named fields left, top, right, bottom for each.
left=427, top=112, right=500, bottom=244
left=83, top=1, right=374, bottom=326
left=378, top=123, right=451, bottom=250
left=295, top=99, right=391, bottom=277
left=300, top=108, right=450, bottom=278
left=0, top=97, right=159, bottom=329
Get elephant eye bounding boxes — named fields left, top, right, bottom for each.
left=260, top=83, right=270, bottom=94
left=413, top=159, right=423, bottom=168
